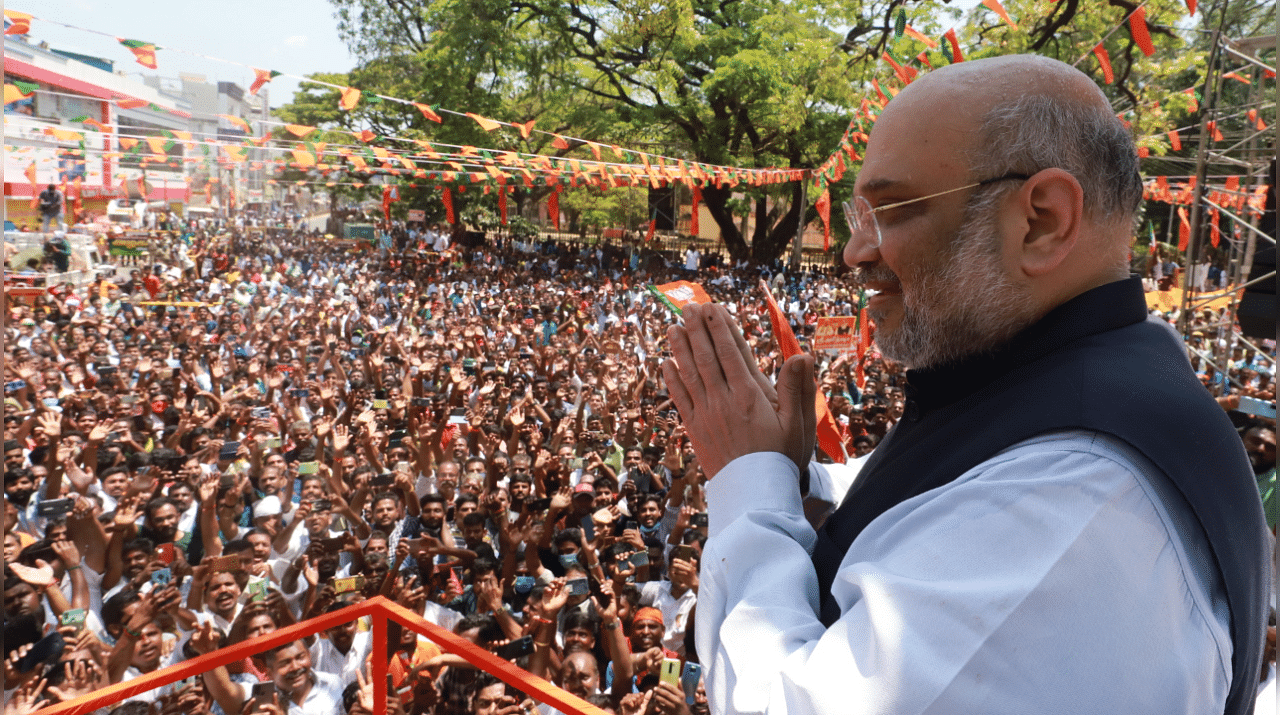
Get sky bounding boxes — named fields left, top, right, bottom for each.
left=8, top=0, right=359, bottom=108
left=10, top=0, right=991, bottom=112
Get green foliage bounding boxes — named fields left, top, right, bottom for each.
left=281, top=0, right=1274, bottom=262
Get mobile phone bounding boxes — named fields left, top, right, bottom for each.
left=58, top=608, right=87, bottom=632
left=621, top=519, right=638, bottom=532
left=513, top=575, right=536, bottom=594
left=251, top=407, right=271, bottom=420
left=494, top=636, right=534, bottom=660
left=244, top=577, right=268, bottom=603
left=297, top=461, right=319, bottom=475
left=566, top=577, right=590, bottom=597
left=680, top=662, right=703, bottom=704
left=671, top=545, right=698, bottom=563
left=218, top=441, right=241, bottom=460
left=329, top=514, right=348, bottom=532
left=251, top=681, right=277, bottom=704
left=372, top=399, right=389, bottom=410
left=265, top=437, right=283, bottom=449
left=411, top=397, right=431, bottom=407
left=690, top=512, right=708, bottom=529
left=206, top=554, right=241, bottom=573
left=22, top=543, right=58, bottom=564
left=371, top=473, right=396, bottom=488
left=558, top=554, right=580, bottom=571
left=333, top=575, right=366, bottom=594
left=290, top=388, right=310, bottom=398
left=16, top=632, right=65, bottom=673
left=659, top=657, right=682, bottom=687
left=628, top=551, right=649, bottom=567
left=97, top=365, right=118, bottom=377
left=155, top=543, right=176, bottom=565
left=447, top=409, right=467, bottom=426
left=319, top=536, right=347, bottom=552
left=150, top=567, right=172, bottom=587
left=36, top=498, right=75, bottom=518
left=1237, top=395, right=1277, bottom=419
left=4, top=380, right=25, bottom=393
left=525, top=497, right=552, bottom=513
left=567, top=458, right=584, bottom=471
left=393, top=461, right=411, bottom=474
left=119, top=394, right=137, bottom=406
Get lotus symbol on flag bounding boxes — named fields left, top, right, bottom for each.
left=667, top=286, right=695, bottom=302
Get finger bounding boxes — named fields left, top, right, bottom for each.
left=728, top=308, right=777, bottom=407
left=800, top=354, right=818, bottom=458
left=661, top=359, right=696, bottom=426
left=665, top=321, right=705, bottom=407
left=681, top=305, right=730, bottom=402
left=776, top=354, right=815, bottom=463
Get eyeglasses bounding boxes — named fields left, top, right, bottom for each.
left=842, top=173, right=1031, bottom=250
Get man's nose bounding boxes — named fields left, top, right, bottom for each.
left=843, top=235, right=881, bottom=270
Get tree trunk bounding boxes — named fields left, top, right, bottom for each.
left=701, top=185, right=748, bottom=260
left=752, top=182, right=804, bottom=263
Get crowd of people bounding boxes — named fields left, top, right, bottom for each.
left=2, top=208, right=1275, bottom=715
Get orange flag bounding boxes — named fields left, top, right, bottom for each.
left=548, top=189, right=560, bottom=231
left=648, top=281, right=711, bottom=313
left=1184, top=0, right=1196, bottom=15
left=517, top=120, right=536, bottom=139
left=981, top=0, right=1018, bottom=28
left=1177, top=207, right=1190, bottom=251
left=467, top=113, right=502, bottom=131
left=220, top=115, right=252, bottom=134
left=117, top=99, right=148, bottom=109
left=291, top=148, right=316, bottom=168
left=903, top=24, right=938, bottom=48
left=249, top=68, right=280, bottom=95
left=1093, top=45, right=1114, bottom=84
left=760, top=280, right=847, bottom=463
left=413, top=103, right=442, bottom=123
left=690, top=187, right=701, bottom=236
left=4, top=9, right=32, bottom=35
left=644, top=218, right=656, bottom=242
left=1168, top=130, right=1182, bottom=151
left=284, top=124, right=315, bottom=138
left=442, top=187, right=456, bottom=223
left=1129, top=6, right=1155, bottom=56
left=942, top=29, right=963, bottom=63
left=339, top=87, right=361, bottom=111
left=1209, top=209, right=1220, bottom=247
left=815, top=187, right=832, bottom=250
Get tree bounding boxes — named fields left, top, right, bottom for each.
left=306, top=0, right=1271, bottom=263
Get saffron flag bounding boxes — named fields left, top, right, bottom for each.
left=517, top=120, right=536, bottom=140
left=413, top=103, right=442, bottom=123
left=548, top=189, right=560, bottom=231
left=942, top=28, right=963, bottom=63
left=981, top=0, right=1018, bottom=28
left=498, top=182, right=508, bottom=225
left=467, top=113, right=502, bottom=132
left=690, top=187, right=701, bottom=236
left=4, top=9, right=32, bottom=35
left=339, top=87, right=362, bottom=111
left=442, top=187, right=456, bottom=224
left=553, top=135, right=570, bottom=150
left=1168, top=130, right=1182, bottom=151
left=815, top=186, right=832, bottom=250
left=220, top=115, right=252, bottom=134
left=1184, top=0, right=1196, bottom=15
left=1129, top=7, right=1155, bottom=57
left=1093, top=45, right=1114, bottom=84
left=4, top=83, right=32, bottom=105
left=284, top=124, right=315, bottom=139
left=644, top=218, right=656, bottom=243
left=118, top=39, right=159, bottom=69
left=1209, top=209, right=1220, bottom=248
left=382, top=185, right=399, bottom=223
left=1177, top=207, right=1190, bottom=251
left=759, top=280, right=847, bottom=464
left=250, top=69, right=281, bottom=96
left=647, top=281, right=711, bottom=315
left=116, top=99, right=148, bottom=109
left=904, top=25, right=938, bottom=48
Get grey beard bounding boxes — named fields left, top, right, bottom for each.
left=869, top=207, right=1035, bottom=370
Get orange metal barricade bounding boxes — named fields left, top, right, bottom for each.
left=32, top=596, right=605, bottom=715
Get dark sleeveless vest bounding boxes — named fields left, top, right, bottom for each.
left=810, top=277, right=1270, bottom=715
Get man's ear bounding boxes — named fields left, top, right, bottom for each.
left=1011, top=168, right=1083, bottom=278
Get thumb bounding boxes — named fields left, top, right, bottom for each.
left=776, top=353, right=814, bottom=437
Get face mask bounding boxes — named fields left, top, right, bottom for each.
left=639, top=523, right=660, bottom=535
left=151, top=400, right=169, bottom=414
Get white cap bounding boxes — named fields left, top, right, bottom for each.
left=253, top=495, right=282, bottom=519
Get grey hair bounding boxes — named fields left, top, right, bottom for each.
left=968, top=92, right=1143, bottom=223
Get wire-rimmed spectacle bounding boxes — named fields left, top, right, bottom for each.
left=842, top=173, right=1031, bottom=249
